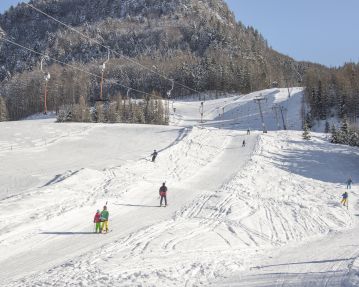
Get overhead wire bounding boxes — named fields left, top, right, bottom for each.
left=24, top=2, right=201, bottom=95
left=1, top=37, right=153, bottom=97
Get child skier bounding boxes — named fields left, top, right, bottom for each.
left=93, top=210, right=101, bottom=233
left=242, top=140, right=246, bottom=147
left=100, top=206, right=109, bottom=233
left=341, top=191, right=349, bottom=207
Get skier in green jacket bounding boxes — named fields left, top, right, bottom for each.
left=100, top=206, right=109, bottom=233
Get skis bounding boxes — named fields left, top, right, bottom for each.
left=97, top=230, right=112, bottom=234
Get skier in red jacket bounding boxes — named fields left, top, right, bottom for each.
left=93, top=210, right=101, bottom=233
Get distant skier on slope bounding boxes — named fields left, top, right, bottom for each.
left=247, top=128, right=251, bottom=135
left=100, top=206, right=109, bottom=233
left=242, top=140, right=246, bottom=147
left=93, top=210, right=101, bottom=233
left=159, top=182, right=168, bottom=207
left=341, top=191, right=349, bottom=207
left=151, top=150, right=158, bottom=162
left=346, top=177, right=353, bottom=189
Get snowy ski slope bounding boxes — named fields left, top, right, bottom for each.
left=1, top=88, right=359, bottom=286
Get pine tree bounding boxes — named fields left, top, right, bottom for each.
left=324, top=120, right=330, bottom=133
left=302, top=123, right=311, bottom=140
left=331, top=124, right=339, bottom=143
left=341, top=116, right=349, bottom=134
left=348, top=130, right=359, bottom=147
left=305, top=113, right=313, bottom=128
left=96, top=103, right=106, bottom=123
left=0, top=96, right=8, bottom=121
left=79, top=96, right=90, bottom=122
left=71, top=104, right=81, bottom=122
left=340, top=116, right=350, bottom=144
left=134, top=103, right=145, bottom=123
left=107, top=103, right=117, bottom=123
left=57, top=105, right=72, bottom=122
left=114, top=95, right=123, bottom=123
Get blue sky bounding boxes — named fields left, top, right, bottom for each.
left=1, top=0, right=358, bottom=67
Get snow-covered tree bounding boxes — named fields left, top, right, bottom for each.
left=302, top=123, right=311, bottom=140
left=56, top=105, right=72, bottom=122
left=348, top=130, right=359, bottom=147
left=330, top=124, right=339, bottom=144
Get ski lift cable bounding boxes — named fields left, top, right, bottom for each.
left=1, top=37, right=152, bottom=97
left=24, top=2, right=200, bottom=95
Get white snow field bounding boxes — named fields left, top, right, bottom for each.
left=0, top=88, right=359, bottom=286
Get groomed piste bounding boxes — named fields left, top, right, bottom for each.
left=1, top=88, right=359, bottom=286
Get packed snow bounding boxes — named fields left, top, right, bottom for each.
left=1, top=88, right=359, bottom=286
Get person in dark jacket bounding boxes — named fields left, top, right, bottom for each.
left=151, top=150, right=158, bottom=162
left=159, top=182, right=168, bottom=207
left=242, top=140, right=246, bottom=147
left=346, top=177, right=353, bottom=189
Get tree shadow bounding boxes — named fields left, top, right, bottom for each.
left=266, top=144, right=359, bottom=183
left=255, top=257, right=356, bottom=269
left=232, top=269, right=348, bottom=287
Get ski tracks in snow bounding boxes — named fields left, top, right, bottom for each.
left=3, top=126, right=248, bottom=286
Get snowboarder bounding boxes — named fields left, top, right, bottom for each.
left=93, top=210, right=101, bottom=233
left=242, top=140, right=246, bottom=147
left=151, top=150, right=158, bottom=162
left=159, top=182, right=168, bottom=207
left=346, top=177, right=353, bottom=189
left=247, top=128, right=251, bottom=135
left=341, top=191, right=349, bottom=207
left=100, top=206, right=109, bottom=233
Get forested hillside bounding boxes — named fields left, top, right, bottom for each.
left=305, top=63, right=359, bottom=123
left=0, top=0, right=305, bottom=120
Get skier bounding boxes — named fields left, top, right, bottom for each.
left=247, top=128, right=251, bottom=135
left=159, top=182, right=168, bottom=207
left=100, top=206, right=109, bottom=233
left=93, top=210, right=101, bottom=233
left=346, top=177, right=353, bottom=189
left=242, top=139, right=246, bottom=147
left=151, top=150, right=158, bottom=162
left=341, top=191, right=349, bottom=207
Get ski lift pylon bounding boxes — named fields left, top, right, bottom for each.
left=40, top=56, right=51, bottom=114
